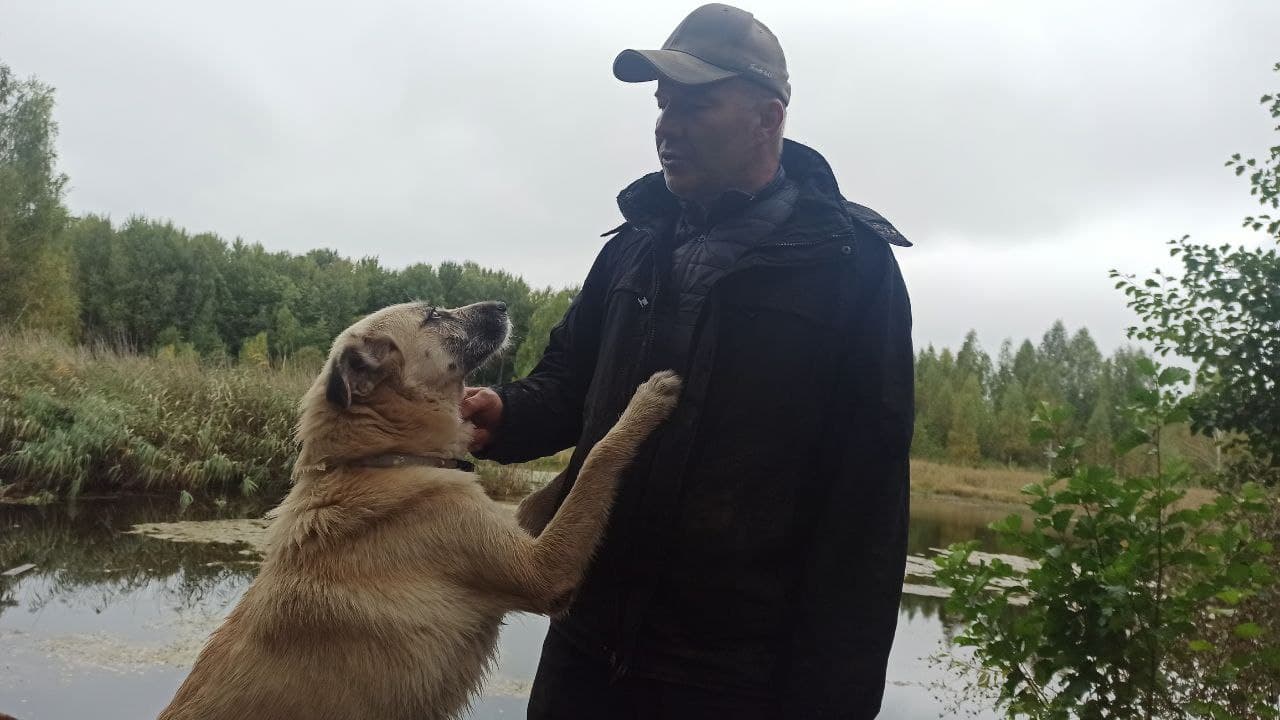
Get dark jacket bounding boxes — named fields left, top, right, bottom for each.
left=483, top=139, right=914, bottom=719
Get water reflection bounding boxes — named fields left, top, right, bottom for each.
left=0, top=494, right=1015, bottom=719
left=1, top=499, right=262, bottom=612
left=907, top=496, right=1024, bottom=556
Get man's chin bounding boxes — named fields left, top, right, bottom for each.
left=662, top=171, right=700, bottom=201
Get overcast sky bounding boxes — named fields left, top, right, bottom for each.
left=3, top=0, right=1277, bottom=355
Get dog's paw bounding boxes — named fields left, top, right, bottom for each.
left=623, top=370, right=682, bottom=426
left=640, top=369, right=682, bottom=397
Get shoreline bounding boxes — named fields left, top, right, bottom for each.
left=1, top=484, right=1033, bottom=514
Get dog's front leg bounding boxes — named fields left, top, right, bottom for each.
left=450, top=372, right=681, bottom=614
left=515, top=471, right=565, bottom=536
left=516, top=371, right=680, bottom=609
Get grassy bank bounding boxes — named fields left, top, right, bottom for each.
left=911, top=458, right=1216, bottom=508
left=0, top=331, right=308, bottom=499
left=1, top=333, right=1212, bottom=509
left=910, top=460, right=1044, bottom=506
left=0, top=333, right=570, bottom=502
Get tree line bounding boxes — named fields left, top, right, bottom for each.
left=63, top=213, right=576, bottom=386
left=912, top=324, right=1181, bottom=469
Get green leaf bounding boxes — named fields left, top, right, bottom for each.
left=1215, top=588, right=1244, bottom=605
left=1187, top=639, right=1214, bottom=652
left=1028, top=425, right=1055, bottom=444
left=1115, top=428, right=1151, bottom=456
left=1240, top=482, right=1266, bottom=502
left=990, top=514, right=1023, bottom=534
left=1051, top=509, right=1073, bottom=533
left=1234, top=622, right=1264, bottom=639
left=1135, top=357, right=1158, bottom=377
left=1164, top=405, right=1190, bottom=424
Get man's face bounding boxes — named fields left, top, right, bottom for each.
left=654, top=78, right=765, bottom=203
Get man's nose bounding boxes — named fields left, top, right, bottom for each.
left=655, top=109, right=680, bottom=144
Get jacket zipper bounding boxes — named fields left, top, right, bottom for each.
left=639, top=248, right=663, bottom=368
left=609, top=649, right=629, bottom=682
left=770, top=230, right=855, bottom=251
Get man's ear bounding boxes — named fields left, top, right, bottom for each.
left=325, top=334, right=399, bottom=409
left=757, top=97, right=785, bottom=143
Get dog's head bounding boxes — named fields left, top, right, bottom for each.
left=323, top=300, right=510, bottom=410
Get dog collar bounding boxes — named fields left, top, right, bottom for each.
left=297, top=453, right=475, bottom=475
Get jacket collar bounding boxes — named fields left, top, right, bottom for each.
left=616, top=140, right=853, bottom=240
left=612, top=139, right=912, bottom=249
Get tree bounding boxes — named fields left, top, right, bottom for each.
left=1036, top=320, right=1071, bottom=403
left=271, top=305, right=302, bottom=359
left=912, top=345, right=947, bottom=459
left=514, top=287, right=576, bottom=378
left=947, top=374, right=986, bottom=467
left=239, top=331, right=270, bottom=368
left=956, top=330, right=994, bottom=398
left=1113, top=64, right=1280, bottom=482
left=1064, top=328, right=1103, bottom=423
left=0, top=64, right=76, bottom=335
left=992, top=339, right=1017, bottom=402
left=992, top=378, right=1033, bottom=466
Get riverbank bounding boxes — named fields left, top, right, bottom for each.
left=0, top=455, right=1050, bottom=511
left=0, top=331, right=307, bottom=500
left=0, top=333, right=572, bottom=503
left=0, top=332, right=1213, bottom=508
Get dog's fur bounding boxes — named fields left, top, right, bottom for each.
left=157, top=300, right=680, bottom=720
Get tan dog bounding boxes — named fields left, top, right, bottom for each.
left=158, top=300, right=680, bottom=720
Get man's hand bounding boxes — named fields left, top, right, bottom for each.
left=460, top=387, right=503, bottom=452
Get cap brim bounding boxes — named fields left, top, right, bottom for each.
left=613, top=49, right=738, bottom=86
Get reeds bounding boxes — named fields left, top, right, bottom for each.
left=0, top=331, right=309, bottom=500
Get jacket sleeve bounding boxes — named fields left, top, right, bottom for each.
left=784, top=240, right=914, bottom=718
left=476, top=241, right=614, bottom=464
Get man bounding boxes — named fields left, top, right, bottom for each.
left=463, top=4, right=914, bottom=717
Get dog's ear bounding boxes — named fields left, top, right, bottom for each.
left=326, top=334, right=399, bottom=409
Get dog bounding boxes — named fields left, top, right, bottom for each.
left=157, top=300, right=680, bottom=720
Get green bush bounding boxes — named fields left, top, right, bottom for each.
left=934, top=360, right=1278, bottom=719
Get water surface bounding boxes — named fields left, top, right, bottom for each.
left=0, top=495, right=1017, bottom=718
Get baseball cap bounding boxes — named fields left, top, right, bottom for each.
left=613, top=4, right=790, bottom=105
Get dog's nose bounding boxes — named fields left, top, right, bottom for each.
left=495, top=301, right=508, bottom=314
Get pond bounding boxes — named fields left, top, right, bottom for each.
left=0, top=495, right=1020, bottom=719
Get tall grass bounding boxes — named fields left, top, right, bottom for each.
left=0, top=331, right=310, bottom=500
left=910, top=459, right=1216, bottom=508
